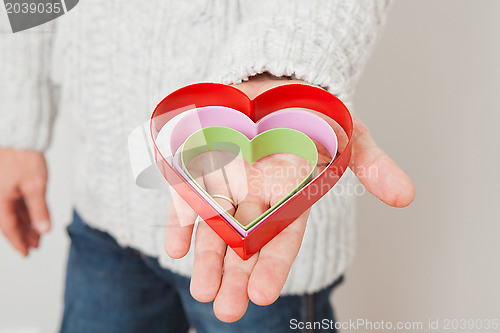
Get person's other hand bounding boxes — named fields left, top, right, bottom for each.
left=0, top=149, right=50, bottom=256
left=164, top=74, right=415, bottom=322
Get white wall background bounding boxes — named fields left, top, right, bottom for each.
left=1, top=1, right=499, bottom=332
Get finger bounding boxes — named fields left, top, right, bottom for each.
left=171, top=189, right=199, bottom=227
left=190, top=156, right=238, bottom=303
left=19, top=178, right=51, bottom=234
left=190, top=218, right=227, bottom=303
left=26, top=228, right=40, bottom=249
left=350, top=115, right=415, bottom=207
left=164, top=195, right=195, bottom=259
left=165, top=167, right=207, bottom=258
left=209, top=182, right=268, bottom=319
left=242, top=155, right=309, bottom=305
left=0, top=198, right=29, bottom=256
left=213, top=249, right=258, bottom=323
left=15, top=199, right=40, bottom=249
left=248, top=209, right=309, bottom=306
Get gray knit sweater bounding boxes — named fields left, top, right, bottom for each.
left=0, top=0, right=391, bottom=295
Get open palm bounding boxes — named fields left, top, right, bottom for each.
left=164, top=74, right=415, bottom=322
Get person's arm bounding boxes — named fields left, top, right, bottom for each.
left=0, top=14, right=57, bottom=256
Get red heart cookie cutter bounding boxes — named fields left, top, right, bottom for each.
left=151, top=83, right=353, bottom=260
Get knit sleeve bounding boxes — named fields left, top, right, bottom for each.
left=211, top=0, right=393, bottom=102
left=0, top=13, right=57, bottom=152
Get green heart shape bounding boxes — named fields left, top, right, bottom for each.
left=181, top=126, right=318, bottom=230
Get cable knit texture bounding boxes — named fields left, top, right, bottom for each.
left=0, top=0, right=391, bottom=295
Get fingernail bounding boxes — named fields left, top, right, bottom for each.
left=35, top=220, right=51, bottom=233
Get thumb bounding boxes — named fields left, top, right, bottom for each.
left=20, top=180, right=51, bottom=234
left=350, top=115, right=415, bottom=208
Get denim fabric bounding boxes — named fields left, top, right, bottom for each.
left=60, top=211, right=343, bottom=333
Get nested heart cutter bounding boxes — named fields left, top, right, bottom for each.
left=130, top=83, right=353, bottom=260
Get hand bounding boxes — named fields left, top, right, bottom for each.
left=0, top=149, right=51, bottom=256
left=164, top=74, right=415, bottom=322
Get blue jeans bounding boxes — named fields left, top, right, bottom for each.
left=60, top=211, right=342, bottom=333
